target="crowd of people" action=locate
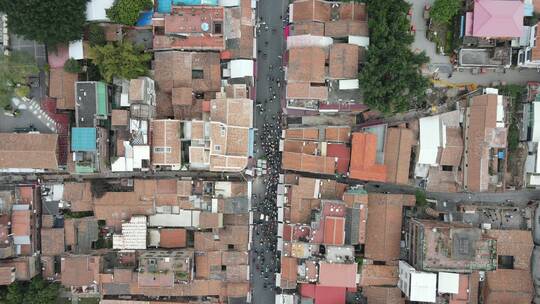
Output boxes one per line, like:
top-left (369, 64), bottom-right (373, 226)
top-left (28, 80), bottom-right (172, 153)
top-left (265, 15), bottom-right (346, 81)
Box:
top-left (250, 4), bottom-right (288, 294)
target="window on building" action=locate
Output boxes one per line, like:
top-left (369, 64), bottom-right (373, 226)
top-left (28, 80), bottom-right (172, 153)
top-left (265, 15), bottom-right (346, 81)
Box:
top-left (498, 255), bottom-right (514, 269)
top-left (221, 265), bottom-right (227, 271)
top-left (192, 69), bottom-right (204, 79)
top-left (228, 244), bottom-right (235, 250)
top-left (213, 22), bottom-right (222, 34)
top-left (155, 26), bottom-right (165, 35)
top-left (214, 145), bottom-right (221, 151)
top-left (441, 165), bottom-right (453, 171)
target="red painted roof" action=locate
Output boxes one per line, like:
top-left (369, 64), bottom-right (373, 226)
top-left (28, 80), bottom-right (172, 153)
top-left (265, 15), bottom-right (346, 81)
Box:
top-left (300, 284), bottom-right (347, 304)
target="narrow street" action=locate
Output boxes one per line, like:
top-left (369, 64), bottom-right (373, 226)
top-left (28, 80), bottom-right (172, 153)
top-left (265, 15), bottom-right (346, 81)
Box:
top-left (250, 0), bottom-right (288, 303)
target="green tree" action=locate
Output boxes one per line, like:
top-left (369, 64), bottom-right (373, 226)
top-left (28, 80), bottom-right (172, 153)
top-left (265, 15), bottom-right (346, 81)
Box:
top-left (88, 23), bottom-right (107, 47)
top-left (0, 276), bottom-right (60, 304)
top-left (89, 41), bottom-right (151, 82)
top-left (431, 0), bottom-right (462, 24)
top-left (4, 283), bottom-right (23, 304)
top-left (64, 58), bottom-right (83, 74)
top-left (359, 0), bottom-right (429, 113)
top-left (0, 52), bottom-right (39, 109)
top-left (106, 0), bottom-right (153, 26)
top-left (0, 0), bottom-right (88, 46)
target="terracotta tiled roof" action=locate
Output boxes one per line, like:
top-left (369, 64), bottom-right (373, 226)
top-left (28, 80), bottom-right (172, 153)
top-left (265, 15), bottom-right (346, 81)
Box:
top-left (0, 133), bottom-right (58, 170)
top-left (49, 68), bottom-right (78, 110)
top-left (172, 87), bottom-right (193, 105)
top-left (440, 126), bottom-right (463, 166)
top-left (41, 228), bottom-right (65, 256)
top-left (363, 287), bottom-right (405, 304)
top-left (364, 194), bottom-right (403, 262)
top-left (384, 128), bottom-right (414, 185)
top-left (159, 229), bottom-right (187, 248)
top-left (322, 216), bottom-right (345, 245)
top-left (349, 132), bottom-right (387, 182)
top-left (61, 255), bottom-right (100, 287)
top-left (325, 126), bottom-right (351, 143)
top-left (285, 128), bottom-right (319, 141)
top-left (111, 109), bottom-right (129, 126)
top-left (464, 94), bottom-right (505, 192)
top-left (292, 0), bottom-right (331, 22)
top-left (325, 20), bottom-right (368, 37)
top-left (280, 256), bottom-right (298, 288)
top-left (151, 120), bottom-right (182, 166)
top-left (359, 265), bottom-right (398, 287)
top-left (0, 266), bottom-right (15, 285)
top-left (11, 209), bottom-right (31, 237)
top-left (291, 21), bottom-right (325, 36)
top-left (484, 269), bottom-right (533, 304)
top-left (318, 262), bottom-right (357, 288)
top-left (286, 82), bottom-right (328, 100)
top-left (485, 229), bottom-right (533, 270)
top-left (287, 47), bottom-right (326, 83)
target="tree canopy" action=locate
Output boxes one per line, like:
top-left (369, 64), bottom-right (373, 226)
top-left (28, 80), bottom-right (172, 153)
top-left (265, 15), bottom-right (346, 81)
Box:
top-left (0, 52), bottom-right (39, 109)
top-left (359, 0), bottom-right (429, 113)
top-left (88, 23), bottom-right (107, 47)
top-left (64, 58), bottom-right (82, 74)
top-left (106, 0), bottom-right (153, 26)
top-left (89, 41), bottom-right (151, 82)
top-left (430, 0), bottom-right (462, 24)
top-left (0, 276), bottom-right (60, 304)
top-left (0, 0), bottom-right (88, 46)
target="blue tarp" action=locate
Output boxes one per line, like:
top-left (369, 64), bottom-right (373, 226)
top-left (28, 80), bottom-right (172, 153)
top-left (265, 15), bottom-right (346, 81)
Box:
top-left (156, 0), bottom-right (172, 13)
top-left (71, 127), bottom-right (97, 152)
top-left (136, 11), bottom-right (153, 26)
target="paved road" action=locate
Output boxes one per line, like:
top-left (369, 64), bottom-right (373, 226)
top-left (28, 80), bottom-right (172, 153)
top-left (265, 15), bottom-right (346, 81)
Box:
top-left (0, 171), bottom-right (244, 185)
top-left (363, 180), bottom-right (540, 204)
top-left (250, 0), bottom-right (287, 303)
top-left (407, 0), bottom-right (540, 85)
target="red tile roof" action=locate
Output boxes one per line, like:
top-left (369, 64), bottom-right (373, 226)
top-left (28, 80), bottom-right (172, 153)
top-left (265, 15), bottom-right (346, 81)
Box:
top-left (300, 284), bottom-right (347, 304)
top-left (364, 194), bottom-right (403, 262)
top-left (159, 228), bottom-right (187, 248)
top-left (326, 143), bottom-right (350, 174)
top-left (11, 209), bottom-right (31, 237)
top-left (349, 132), bottom-right (387, 182)
top-left (384, 128), bottom-right (414, 185)
top-left (322, 217), bottom-right (345, 245)
top-left (318, 262), bottom-right (357, 288)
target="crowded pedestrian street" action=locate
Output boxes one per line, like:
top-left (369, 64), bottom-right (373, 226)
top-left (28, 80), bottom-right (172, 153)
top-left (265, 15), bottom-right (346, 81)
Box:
top-left (249, 0), bottom-right (288, 302)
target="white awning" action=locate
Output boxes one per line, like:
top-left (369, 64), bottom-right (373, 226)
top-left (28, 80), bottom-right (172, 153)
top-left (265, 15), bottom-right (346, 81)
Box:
top-left (418, 115), bottom-right (441, 165)
top-left (230, 59), bottom-right (254, 78)
top-left (86, 0), bottom-right (114, 21)
top-left (532, 102), bottom-right (540, 142)
top-left (68, 40), bottom-right (84, 60)
top-left (438, 272), bottom-right (460, 294)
